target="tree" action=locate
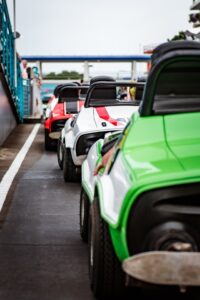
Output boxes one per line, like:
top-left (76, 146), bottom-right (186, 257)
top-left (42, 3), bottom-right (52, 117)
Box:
top-left (169, 31), bottom-right (186, 41)
top-left (43, 70), bottom-right (83, 80)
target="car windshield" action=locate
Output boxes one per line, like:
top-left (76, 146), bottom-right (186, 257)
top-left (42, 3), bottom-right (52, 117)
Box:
top-left (88, 84), bottom-right (144, 107)
top-left (80, 86), bottom-right (89, 99)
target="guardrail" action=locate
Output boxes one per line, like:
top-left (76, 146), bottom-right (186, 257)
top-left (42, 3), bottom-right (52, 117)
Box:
top-left (16, 58), bottom-right (24, 119)
top-left (23, 79), bottom-right (31, 117)
top-left (0, 0), bottom-right (25, 122)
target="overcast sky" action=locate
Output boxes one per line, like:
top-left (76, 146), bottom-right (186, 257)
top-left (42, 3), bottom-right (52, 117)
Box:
top-left (7, 0), bottom-right (193, 75)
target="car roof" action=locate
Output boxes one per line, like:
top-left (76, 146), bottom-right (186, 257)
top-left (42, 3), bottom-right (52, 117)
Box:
top-left (85, 81), bottom-right (145, 108)
top-left (151, 40), bottom-right (200, 67)
top-left (140, 41), bottom-right (200, 116)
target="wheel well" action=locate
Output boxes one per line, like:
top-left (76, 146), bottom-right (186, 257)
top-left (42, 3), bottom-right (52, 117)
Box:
top-left (82, 185), bottom-right (90, 203)
top-left (94, 185), bottom-right (104, 220)
top-left (94, 186), bottom-right (101, 203)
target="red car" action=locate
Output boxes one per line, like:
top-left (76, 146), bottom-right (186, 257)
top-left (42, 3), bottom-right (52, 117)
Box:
top-left (44, 84), bottom-right (88, 150)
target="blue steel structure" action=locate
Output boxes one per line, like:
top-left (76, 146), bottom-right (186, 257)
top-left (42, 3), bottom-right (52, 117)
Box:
top-left (0, 0), bottom-right (24, 121)
top-left (22, 55), bottom-right (151, 63)
top-left (23, 79), bottom-right (31, 116)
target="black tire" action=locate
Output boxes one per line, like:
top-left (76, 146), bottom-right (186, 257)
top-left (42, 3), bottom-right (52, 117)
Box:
top-left (80, 188), bottom-right (89, 242)
top-left (89, 198), bottom-right (126, 299)
top-left (57, 137), bottom-right (64, 170)
top-left (44, 129), bottom-right (53, 151)
top-left (63, 148), bottom-right (80, 182)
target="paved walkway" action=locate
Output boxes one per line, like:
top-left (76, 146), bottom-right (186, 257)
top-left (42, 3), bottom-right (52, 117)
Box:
top-left (0, 125), bottom-right (93, 300)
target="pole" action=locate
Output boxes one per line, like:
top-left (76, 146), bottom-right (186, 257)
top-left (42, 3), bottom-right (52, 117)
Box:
top-left (131, 61), bottom-right (137, 81)
top-left (83, 61), bottom-right (90, 82)
top-left (13, 0), bottom-right (17, 89)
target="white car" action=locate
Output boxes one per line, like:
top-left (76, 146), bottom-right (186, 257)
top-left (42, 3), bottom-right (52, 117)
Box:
top-left (58, 77), bottom-right (144, 182)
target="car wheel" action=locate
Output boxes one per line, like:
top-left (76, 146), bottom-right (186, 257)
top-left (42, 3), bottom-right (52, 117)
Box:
top-left (89, 198), bottom-right (126, 299)
top-left (80, 188), bottom-right (89, 243)
top-left (44, 129), bottom-right (53, 151)
top-left (63, 148), bottom-right (80, 182)
top-left (57, 137), bottom-right (64, 170)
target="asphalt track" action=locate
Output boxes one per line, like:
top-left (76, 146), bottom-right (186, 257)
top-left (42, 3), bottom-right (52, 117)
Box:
top-left (0, 124), bottom-right (199, 300)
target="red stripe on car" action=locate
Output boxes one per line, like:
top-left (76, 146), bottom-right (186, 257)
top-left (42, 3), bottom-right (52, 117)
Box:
top-left (96, 107), bottom-right (118, 126)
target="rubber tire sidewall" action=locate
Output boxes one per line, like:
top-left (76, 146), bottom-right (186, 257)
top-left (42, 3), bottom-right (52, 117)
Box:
top-left (89, 198), bottom-right (125, 299)
top-left (57, 137), bottom-right (64, 170)
top-left (45, 129), bottom-right (53, 151)
top-left (63, 148), bottom-right (80, 182)
top-left (80, 188), bottom-right (89, 243)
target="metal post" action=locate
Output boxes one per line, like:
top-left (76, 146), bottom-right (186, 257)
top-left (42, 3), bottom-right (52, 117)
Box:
top-left (39, 61), bottom-right (43, 78)
top-left (35, 60), bottom-right (42, 78)
top-left (131, 61), bottom-right (137, 81)
top-left (83, 61), bottom-right (90, 82)
top-left (13, 0), bottom-right (17, 89)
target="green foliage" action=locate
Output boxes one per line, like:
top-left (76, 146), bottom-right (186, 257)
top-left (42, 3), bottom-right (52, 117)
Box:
top-left (169, 31), bottom-right (186, 41)
top-left (44, 70), bottom-right (83, 80)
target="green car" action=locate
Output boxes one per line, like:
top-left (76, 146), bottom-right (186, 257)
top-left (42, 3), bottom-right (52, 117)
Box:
top-left (80, 41), bottom-right (200, 299)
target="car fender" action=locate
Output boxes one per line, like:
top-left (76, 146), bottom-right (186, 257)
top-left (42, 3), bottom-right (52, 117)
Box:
top-left (63, 117), bottom-right (75, 149)
top-left (95, 152), bottom-right (132, 227)
top-left (82, 139), bottom-right (104, 201)
top-left (44, 118), bottom-right (51, 131)
top-left (60, 128), bottom-right (65, 141)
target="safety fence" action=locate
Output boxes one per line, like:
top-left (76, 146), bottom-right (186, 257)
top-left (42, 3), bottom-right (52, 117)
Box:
top-left (0, 0), bottom-right (28, 122)
top-left (23, 79), bottom-right (31, 117)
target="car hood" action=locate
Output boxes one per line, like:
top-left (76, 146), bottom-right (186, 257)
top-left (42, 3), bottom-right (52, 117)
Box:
top-left (123, 112), bottom-right (200, 188)
top-left (164, 113), bottom-right (200, 173)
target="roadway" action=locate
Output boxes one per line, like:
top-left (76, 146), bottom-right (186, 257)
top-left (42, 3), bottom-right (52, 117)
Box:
top-left (0, 124), bottom-right (199, 300)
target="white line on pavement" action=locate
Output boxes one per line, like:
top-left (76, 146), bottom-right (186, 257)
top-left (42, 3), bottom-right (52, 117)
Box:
top-left (0, 124), bottom-right (40, 211)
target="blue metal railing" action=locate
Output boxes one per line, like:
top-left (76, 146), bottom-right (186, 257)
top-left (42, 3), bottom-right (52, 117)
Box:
top-left (23, 79), bottom-right (31, 117)
top-left (16, 58), bottom-right (24, 119)
top-left (0, 0), bottom-right (24, 122)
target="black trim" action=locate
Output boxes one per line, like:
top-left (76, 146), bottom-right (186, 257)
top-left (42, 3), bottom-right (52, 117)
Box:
top-left (151, 41), bottom-right (200, 67)
top-left (76, 131), bottom-right (111, 156)
top-left (51, 119), bottom-right (67, 132)
top-left (126, 183), bottom-right (200, 255)
top-left (84, 81), bottom-right (145, 108)
top-left (140, 51), bottom-right (200, 116)
top-left (90, 76), bottom-right (115, 85)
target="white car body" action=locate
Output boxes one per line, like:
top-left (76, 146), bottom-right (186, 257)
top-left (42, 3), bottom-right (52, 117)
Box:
top-left (61, 104), bottom-right (138, 166)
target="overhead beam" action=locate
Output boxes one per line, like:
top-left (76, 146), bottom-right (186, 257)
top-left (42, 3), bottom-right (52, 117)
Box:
top-left (21, 55), bottom-right (151, 63)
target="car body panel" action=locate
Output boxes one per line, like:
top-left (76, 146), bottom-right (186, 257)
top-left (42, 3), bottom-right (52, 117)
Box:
top-left (45, 101), bottom-right (75, 137)
top-left (82, 139), bottom-right (103, 201)
top-left (45, 84), bottom-right (85, 144)
top-left (63, 105), bottom-right (138, 166)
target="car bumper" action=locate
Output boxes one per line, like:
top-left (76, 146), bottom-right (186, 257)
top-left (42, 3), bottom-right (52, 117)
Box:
top-left (123, 251), bottom-right (200, 287)
top-left (49, 131), bottom-right (61, 139)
